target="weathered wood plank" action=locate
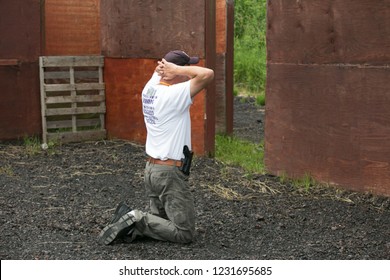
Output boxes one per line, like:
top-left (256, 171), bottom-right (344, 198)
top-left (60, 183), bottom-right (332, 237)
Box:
top-left (39, 57), bottom-right (48, 144)
top-left (44, 83), bottom-right (105, 92)
top-left (45, 95), bottom-right (105, 104)
top-left (45, 106), bottom-right (106, 116)
top-left (44, 70), bottom-right (99, 80)
top-left (47, 118), bottom-right (101, 129)
top-left (41, 56), bottom-right (104, 67)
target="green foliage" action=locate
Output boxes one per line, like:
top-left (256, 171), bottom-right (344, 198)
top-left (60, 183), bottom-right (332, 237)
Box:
top-left (278, 171), bottom-right (316, 192)
top-left (234, 0), bottom-right (267, 98)
top-left (292, 173), bottom-right (315, 192)
top-left (256, 93), bottom-right (266, 106)
top-left (23, 136), bottom-right (59, 155)
top-left (23, 136), bottom-right (42, 156)
top-left (215, 134), bottom-right (265, 175)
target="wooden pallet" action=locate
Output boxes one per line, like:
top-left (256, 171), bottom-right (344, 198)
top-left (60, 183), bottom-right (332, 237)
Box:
top-left (39, 56), bottom-right (106, 144)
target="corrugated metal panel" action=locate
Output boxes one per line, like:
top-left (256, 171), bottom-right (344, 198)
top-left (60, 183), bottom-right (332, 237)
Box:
top-left (101, 0), bottom-right (205, 58)
top-left (44, 0), bottom-right (100, 55)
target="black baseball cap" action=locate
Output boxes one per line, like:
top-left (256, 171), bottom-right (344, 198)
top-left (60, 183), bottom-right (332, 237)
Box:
top-left (164, 50), bottom-right (199, 66)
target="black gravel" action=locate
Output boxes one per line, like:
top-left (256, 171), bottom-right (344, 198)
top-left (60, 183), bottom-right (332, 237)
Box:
top-left (0, 97), bottom-right (389, 260)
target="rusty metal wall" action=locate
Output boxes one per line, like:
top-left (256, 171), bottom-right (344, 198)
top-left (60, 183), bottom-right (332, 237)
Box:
top-left (44, 0), bottom-right (101, 55)
top-left (102, 0), bottom-right (217, 155)
top-left (101, 0), bottom-right (205, 59)
top-left (265, 0), bottom-right (390, 196)
top-left (0, 0), bottom-right (101, 140)
top-left (1, 0), bottom-right (226, 157)
top-left (267, 0), bottom-right (390, 65)
top-left (0, 0), bottom-right (42, 140)
top-left (104, 58), bottom-right (153, 145)
top-left (104, 58), bottom-right (207, 155)
top-left (215, 0), bottom-right (234, 135)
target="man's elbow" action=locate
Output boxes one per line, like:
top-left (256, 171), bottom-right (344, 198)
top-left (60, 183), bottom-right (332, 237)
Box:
top-left (204, 69), bottom-right (214, 83)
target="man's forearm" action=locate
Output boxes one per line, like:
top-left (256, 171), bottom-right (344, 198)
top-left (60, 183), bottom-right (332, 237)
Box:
top-left (174, 65), bottom-right (210, 79)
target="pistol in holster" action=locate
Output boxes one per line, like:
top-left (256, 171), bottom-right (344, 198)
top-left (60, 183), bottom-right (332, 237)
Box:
top-left (180, 145), bottom-right (193, 176)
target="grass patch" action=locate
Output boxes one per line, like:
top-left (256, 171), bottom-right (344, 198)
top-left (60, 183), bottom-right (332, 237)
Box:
top-left (292, 173), bottom-right (316, 192)
top-left (215, 134), bottom-right (316, 192)
top-left (23, 136), bottom-right (59, 155)
top-left (278, 171), bottom-right (317, 192)
top-left (215, 134), bottom-right (265, 175)
top-left (23, 136), bottom-right (42, 156)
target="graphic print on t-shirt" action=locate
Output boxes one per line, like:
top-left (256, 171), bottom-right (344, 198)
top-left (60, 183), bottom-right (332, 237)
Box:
top-left (142, 87), bottom-right (158, 125)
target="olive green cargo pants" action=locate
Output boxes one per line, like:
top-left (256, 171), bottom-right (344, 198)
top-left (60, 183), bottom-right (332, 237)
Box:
top-left (130, 162), bottom-right (195, 243)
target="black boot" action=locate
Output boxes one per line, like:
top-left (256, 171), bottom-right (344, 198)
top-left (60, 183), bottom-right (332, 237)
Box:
top-left (109, 201), bottom-right (132, 224)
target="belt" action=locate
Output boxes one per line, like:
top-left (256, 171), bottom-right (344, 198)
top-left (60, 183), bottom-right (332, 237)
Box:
top-left (148, 157), bottom-right (182, 167)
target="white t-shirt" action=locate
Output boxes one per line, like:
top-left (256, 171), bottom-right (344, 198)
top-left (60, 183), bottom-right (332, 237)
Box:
top-left (142, 73), bottom-right (193, 160)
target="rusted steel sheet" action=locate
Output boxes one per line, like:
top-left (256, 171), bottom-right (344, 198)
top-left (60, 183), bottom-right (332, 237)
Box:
top-left (0, 0), bottom-right (41, 62)
top-left (215, 53), bottom-right (227, 134)
top-left (0, 63), bottom-right (41, 140)
top-left (214, 0), bottom-right (234, 135)
top-left (216, 0), bottom-right (227, 54)
top-left (101, 0), bottom-right (205, 59)
top-left (204, 0), bottom-right (217, 155)
top-left (225, 0), bottom-right (234, 135)
top-left (266, 0), bottom-right (390, 196)
top-left (0, 1), bottom-right (42, 140)
top-left (104, 58), bottom-right (208, 155)
top-left (265, 63), bottom-right (390, 196)
top-left (104, 58), bottom-right (151, 144)
top-left (44, 0), bottom-right (100, 55)
top-left (267, 0), bottom-right (390, 65)
top-left (102, 0), bottom-right (216, 155)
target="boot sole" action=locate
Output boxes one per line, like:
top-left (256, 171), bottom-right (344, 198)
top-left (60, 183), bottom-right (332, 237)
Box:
top-left (98, 213), bottom-right (135, 245)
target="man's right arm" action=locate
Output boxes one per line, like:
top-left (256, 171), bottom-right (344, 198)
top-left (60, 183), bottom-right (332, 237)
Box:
top-left (160, 59), bottom-right (214, 98)
top-left (187, 66), bottom-right (214, 98)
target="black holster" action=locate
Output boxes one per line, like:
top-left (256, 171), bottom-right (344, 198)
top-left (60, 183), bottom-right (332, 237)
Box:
top-left (180, 145), bottom-right (193, 176)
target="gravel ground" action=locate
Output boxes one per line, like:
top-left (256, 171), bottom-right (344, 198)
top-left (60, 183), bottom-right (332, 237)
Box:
top-left (0, 97), bottom-right (389, 260)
